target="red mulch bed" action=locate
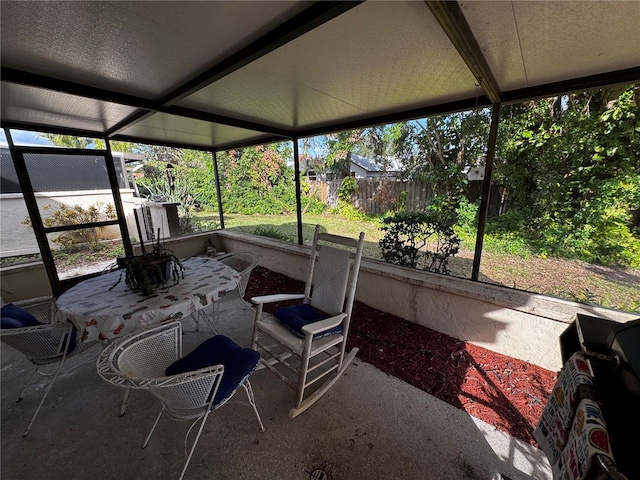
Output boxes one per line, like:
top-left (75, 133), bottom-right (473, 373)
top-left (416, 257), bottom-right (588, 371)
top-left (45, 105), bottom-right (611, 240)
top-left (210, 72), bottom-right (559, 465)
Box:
top-left (246, 266), bottom-right (557, 446)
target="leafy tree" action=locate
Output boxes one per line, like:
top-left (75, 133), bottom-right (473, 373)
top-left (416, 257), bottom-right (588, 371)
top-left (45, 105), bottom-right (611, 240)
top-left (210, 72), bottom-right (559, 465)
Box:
top-left (362, 110), bottom-right (490, 203)
top-left (495, 84), bottom-right (640, 267)
top-left (38, 134), bottom-right (94, 149)
top-left (216, 144), bottom-right (324, 215)
top-left (324, 130), bottom-right (361, 179)
top-left (359, 125), bottom-right (400, 177)
top-left (38, 133), bottom-right (138, 154)
top-left (138, 165), bottom-right (202, 234)
top-left (135, 147), bottom-right (217, 209)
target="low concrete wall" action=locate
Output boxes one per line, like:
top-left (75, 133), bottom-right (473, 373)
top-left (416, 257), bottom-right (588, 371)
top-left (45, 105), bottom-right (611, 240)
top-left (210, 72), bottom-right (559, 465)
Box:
top-left (0, 232), bottom-right (219, 303)
top-left (132, 232), bottom-right (221, 259)
top-left (3, 229), bottom-right (636, 372)
top-left (0, 261), bottom-right (51, 303)
top-left (215, 230), bottom-right (638, 372)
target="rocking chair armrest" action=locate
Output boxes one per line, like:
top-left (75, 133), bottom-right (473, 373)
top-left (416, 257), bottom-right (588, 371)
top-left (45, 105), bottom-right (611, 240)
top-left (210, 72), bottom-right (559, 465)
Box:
top-left (251, 293), bottom-right (305, 305)
top-left (302, 313), bottom-right (346, 336)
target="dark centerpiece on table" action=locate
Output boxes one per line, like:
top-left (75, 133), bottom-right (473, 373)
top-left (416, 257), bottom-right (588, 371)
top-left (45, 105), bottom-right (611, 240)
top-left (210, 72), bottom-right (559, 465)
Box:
top-left (109, 232), bottom-right (184, 296)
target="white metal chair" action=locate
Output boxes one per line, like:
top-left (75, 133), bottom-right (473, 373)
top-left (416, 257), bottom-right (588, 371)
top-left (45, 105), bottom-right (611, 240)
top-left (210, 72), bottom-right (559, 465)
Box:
top-left (97, 320), bottom-right (264, 480)
top-left (194, 250), bottom-right (260, 333)
top-left (0, 296), bottom-right (100, 436)
top-left (251, 225), bottom-right (365, 417)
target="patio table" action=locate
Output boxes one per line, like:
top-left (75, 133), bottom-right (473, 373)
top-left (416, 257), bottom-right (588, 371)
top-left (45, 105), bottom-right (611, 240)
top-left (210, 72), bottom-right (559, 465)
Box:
top-left (56, 256), bottom-right (240, 343)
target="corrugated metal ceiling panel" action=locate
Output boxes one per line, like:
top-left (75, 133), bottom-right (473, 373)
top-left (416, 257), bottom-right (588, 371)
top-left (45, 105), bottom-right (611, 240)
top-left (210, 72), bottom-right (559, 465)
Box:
top-left (513, 1), bottom-right (640, 87)
top-left (178, 1), bottom-right (479, 131)
top-left (1, 82), bottom-right (139, 132)
top-left (0, 1), bottom-right (311, 99)
top-left (117, 113), bottom-right (278, 149)
top-left (1, 1), bottom-right (639, 149)
top-left (461, 1), bottom-right (640, 92)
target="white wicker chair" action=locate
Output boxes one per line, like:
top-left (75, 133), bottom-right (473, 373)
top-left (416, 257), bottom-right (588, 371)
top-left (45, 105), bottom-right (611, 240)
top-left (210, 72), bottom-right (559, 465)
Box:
top-left (194, 250), bottom-right (260, 333)
top-left (0, 296), bottom-right (100, 436)
top-left (251, 225), bottom-right (364, 418)
top-left (97, 320), bottom-right (264, 480)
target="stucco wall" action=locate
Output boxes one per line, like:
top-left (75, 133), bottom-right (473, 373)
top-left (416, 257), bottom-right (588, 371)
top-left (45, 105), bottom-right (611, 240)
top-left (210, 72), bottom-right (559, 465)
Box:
top-left (0, 261), bottom-right (51, 303)
top-left (214, 229), bottom-right (637, 372)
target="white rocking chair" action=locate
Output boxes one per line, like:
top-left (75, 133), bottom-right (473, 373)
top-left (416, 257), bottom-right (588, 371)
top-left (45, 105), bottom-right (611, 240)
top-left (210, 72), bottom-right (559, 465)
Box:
top-left (97, 320), bottom-right (264, 480)
top-left (251, 225), bottom-right (364, 417)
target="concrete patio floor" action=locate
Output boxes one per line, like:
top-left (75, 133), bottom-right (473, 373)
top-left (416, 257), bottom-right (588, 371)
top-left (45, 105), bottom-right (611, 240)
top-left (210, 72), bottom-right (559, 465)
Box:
top-left (1, 299), bottom-right (552, 480)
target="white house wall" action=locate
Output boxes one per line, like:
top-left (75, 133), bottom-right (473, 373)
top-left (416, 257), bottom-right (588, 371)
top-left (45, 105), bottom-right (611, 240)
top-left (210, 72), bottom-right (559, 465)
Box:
top-left (350, 163), bottom-right (368, 179)
top-left (0, 190), bottom-right (137, 257)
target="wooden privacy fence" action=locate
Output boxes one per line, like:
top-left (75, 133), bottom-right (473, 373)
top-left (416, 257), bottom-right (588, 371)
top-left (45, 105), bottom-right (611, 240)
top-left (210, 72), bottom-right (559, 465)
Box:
top-left (308, 178), bottom-right (504, 215)
top-left (309, 179), bottom-right (432, 214)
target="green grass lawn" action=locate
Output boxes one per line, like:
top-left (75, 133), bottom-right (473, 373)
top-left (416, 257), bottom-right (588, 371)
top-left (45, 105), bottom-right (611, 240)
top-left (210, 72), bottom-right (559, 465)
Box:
top-left (195, 210), bottom-right (386, 258)
top-left (193, 209), bottom-right (640, 313)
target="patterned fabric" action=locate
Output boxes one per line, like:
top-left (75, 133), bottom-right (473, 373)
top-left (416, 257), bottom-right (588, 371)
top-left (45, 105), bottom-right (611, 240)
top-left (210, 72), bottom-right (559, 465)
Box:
top-left (552, 398), bottom-right (615, 480)
top-left (534, 352), bottom-right (594, 465)
top-left (56, 257), bottom-right (240, 342)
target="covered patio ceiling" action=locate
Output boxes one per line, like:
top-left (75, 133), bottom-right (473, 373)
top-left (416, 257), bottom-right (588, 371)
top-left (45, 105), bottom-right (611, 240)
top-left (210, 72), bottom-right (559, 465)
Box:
top-left (2, 1), bottom-right (639, 152)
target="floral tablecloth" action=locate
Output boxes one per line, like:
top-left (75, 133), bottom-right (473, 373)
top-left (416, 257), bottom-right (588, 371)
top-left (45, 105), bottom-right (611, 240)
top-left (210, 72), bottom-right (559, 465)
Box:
top-left (56, 256), bottom-right (240, 342)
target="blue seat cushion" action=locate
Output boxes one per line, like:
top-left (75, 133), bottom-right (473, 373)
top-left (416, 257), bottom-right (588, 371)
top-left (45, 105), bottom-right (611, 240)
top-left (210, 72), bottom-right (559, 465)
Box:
top-left (165, 335), bottom-right (259, 407)
top-left (274, 303), bottom-right (341, 338)
top-left (1, 316), bottom-right (25, 329)
top-left (1, 303), bottom-right (42, 327)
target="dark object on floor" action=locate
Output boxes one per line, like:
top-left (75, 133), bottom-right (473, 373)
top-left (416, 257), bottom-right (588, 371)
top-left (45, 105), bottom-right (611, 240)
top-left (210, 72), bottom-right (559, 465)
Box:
top-left (559, 314), bottom-right (640, 480)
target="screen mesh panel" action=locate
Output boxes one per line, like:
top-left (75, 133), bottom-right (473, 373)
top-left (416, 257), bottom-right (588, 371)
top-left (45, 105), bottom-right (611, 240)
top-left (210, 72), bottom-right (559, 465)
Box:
top-left (0, 149), bottom-right (20, 193)
top-left (0, 149), bottom-right (127, 192)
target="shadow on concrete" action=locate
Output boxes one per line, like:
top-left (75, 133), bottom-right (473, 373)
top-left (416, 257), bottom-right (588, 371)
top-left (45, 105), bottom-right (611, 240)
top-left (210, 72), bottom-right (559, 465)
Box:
top-left (1, 301), bottom-right (552, 480)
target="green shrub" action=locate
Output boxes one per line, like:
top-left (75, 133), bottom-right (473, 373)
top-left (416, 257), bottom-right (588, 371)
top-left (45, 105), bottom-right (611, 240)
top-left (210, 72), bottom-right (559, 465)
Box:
top-left (483, 210), bottom-right (537, 257)
top-left (253, 226), bottom-right (294, 242)
top-left (486, 209), bottom-right (532, 235)
top-left (455, 197), bottom-right (479, 234)
top-left (192, 217), bottom-right (219, 232)
top-left (337, 176), bottom-right (358, 201)
top-left (332, 200), bottom-right (372, 222)
top-left (25, 202), bottom-right (117, 252)
top-left (379, 209), bottom-right (460, 274)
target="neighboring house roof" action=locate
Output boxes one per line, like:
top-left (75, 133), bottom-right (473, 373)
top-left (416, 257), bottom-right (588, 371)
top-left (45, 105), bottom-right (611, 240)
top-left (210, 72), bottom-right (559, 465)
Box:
top-left (349, 153), bottom-right (400, 174)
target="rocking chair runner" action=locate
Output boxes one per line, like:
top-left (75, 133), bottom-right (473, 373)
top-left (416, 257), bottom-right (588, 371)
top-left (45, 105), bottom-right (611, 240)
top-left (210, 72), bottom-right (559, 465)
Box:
top-left (251, 225), bottom-right (365, 417)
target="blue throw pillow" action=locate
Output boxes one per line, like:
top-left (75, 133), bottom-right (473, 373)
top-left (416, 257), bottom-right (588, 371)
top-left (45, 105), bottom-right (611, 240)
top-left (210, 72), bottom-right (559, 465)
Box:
top-left (0, 304), bottom-right (41, 327)
top-left (165, 335), bottom-right (260, 407)
top-left (274, 303), bottom-right (341, 338)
